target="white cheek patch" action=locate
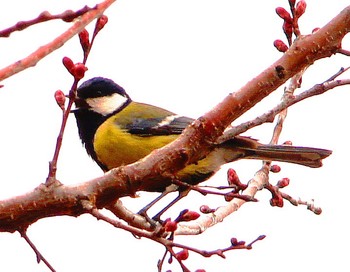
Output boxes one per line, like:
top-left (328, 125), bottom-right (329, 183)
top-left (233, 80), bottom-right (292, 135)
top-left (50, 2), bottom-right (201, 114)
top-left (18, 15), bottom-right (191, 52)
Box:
top-left (86, 93), bottom-right (128, 116)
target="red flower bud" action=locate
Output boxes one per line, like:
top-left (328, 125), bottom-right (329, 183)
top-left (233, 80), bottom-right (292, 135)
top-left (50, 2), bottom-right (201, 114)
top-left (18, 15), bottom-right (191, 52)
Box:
top-left (200, 205), bottom-right (215, 214)
top-left (227, 169), bottom-right (247, 192)
top-left (275, 7), bottom-right (292, 23)
top-left (313, 207), bottom-right (322, 215)
top-left (230, 237), bottom-right (238, 246)
top-left (72, 63), bottom-right (88, 80)
top-left (179, 210), bottom-right (200, 222)
top-left (94, 15), bottom-right (108, 35)
top-left (175, 249), bottom-right (189, 261)
top-left (54, 90), bottom-right (66, 110)
top-left (273, 39), bottom-right (289, 53)
top-left (270, 194), bottom-right (284, 207)
top-left (295, 0), bottom-right (307, 18)
top-left (195, 270), bottom-right (206, 272)
top-left (79, 29), bottom-right (90, 53)
top-left (257, 234), bottom-right (266, 241)
top-left (231, 237), bottom-right (245, 246)
top-left (227, 168), bottom-right (240, 186)
top-left (277, 177), bottom-right (290, 188)
top-left (270, 164), bottom-right (281, 173)
top-left (62, 56), bottom-right (74, 74)
top-left (283, 140), bottom-right (293, 146)
top-left (164, 220), bottom-right (178, 232)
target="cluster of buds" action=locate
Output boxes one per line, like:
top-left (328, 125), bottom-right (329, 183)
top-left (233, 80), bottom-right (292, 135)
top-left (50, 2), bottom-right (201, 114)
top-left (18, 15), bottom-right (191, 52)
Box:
top-left (274, 0), bottom-right (307, 51)
top-left (79, 15), bottom-right (108, 62)
top-left (62, 57), bottom-right (88, 80)
top-left (224, 168), bottom-right (248, 201)
top-left (265, 177), bottom-right (291, 208)
top-left (227, 168), bottom-right (247, 191)
top-left (230, 235), bottom-right (266, 250)
top-left (60, 15), bottom-right (108, 83)
top-left (230, 237), bottom-right (246, 247)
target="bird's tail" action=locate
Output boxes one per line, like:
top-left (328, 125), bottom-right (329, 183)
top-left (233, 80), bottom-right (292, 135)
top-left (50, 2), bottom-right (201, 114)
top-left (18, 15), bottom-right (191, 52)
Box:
top-left (222, 136), bottom-right (332, 168)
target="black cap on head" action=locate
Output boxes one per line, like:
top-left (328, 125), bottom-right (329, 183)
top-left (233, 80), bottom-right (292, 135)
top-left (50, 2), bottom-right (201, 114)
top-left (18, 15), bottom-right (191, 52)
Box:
top-left (77, 77), bottom-right (130, 100)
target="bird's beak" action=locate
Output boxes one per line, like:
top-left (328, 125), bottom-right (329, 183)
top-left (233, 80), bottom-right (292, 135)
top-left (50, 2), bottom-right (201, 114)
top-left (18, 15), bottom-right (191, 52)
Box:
top-left (70, 97), bottom-right (90, 113)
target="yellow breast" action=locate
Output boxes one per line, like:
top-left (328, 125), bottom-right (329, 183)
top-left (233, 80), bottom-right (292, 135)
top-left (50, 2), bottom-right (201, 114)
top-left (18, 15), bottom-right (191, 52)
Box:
top-left (93, 102), bottom-right (178, 170)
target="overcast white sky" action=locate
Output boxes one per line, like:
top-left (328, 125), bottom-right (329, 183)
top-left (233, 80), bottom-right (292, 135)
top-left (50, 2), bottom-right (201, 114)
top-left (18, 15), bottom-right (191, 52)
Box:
top-left (0, 1), bottom-right (349, 271)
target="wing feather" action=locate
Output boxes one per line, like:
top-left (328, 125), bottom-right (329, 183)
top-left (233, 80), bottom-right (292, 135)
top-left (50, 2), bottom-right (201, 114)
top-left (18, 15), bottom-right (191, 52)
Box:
top-left (126, 115), bottom-right (194, 136)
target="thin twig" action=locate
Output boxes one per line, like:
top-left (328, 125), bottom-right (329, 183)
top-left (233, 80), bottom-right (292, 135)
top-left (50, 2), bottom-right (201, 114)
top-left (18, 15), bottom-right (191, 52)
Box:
top-left (217, 76), bottom-right (350, 144)
top-left (47, 13), bottom-right (109, 183)
top-left (281, 192), bottom-right (322, 214)
top-left (19, 230), bottom-right (56, 272)
top-left (106, 199), bottom-right (155, 231)
top-left (175, 164), bottom-right (270, 235)
top-left (336, 48), bottom-right (350, 56)
top-left (0, 6), bottom-right (93, 38)
top-left (0, 0), bottom-right (116, 82)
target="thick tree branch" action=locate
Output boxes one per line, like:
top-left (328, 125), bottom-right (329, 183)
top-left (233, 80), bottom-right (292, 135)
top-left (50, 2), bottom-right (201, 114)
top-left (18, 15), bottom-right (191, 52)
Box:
top-left (0, 5), bottom-right (349, 233)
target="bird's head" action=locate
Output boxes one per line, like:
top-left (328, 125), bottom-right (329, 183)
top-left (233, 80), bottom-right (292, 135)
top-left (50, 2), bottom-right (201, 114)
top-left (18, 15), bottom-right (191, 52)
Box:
top-left (74, 77), bottom-right (131, 116)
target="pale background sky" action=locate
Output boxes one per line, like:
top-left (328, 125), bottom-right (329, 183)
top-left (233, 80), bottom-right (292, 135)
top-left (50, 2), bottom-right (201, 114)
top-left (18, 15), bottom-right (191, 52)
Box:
top-left (0, 1), bottom-right (349, 271)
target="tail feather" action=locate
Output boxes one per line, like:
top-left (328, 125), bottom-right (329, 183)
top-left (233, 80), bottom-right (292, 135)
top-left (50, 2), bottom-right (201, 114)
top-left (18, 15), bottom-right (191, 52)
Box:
top-left (222, 136), bottom-right (332, 168)
top-left (247, 145), bottom-right (332, 168)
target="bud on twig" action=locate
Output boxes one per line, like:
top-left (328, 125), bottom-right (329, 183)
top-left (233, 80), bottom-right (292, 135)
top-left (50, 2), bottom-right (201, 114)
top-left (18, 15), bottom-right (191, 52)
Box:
top-left (79, 29), bottom-right (90, 53)
top-left (62, 56), bottom-right (74, 74)
top-left (200, 205), bottom-right (215, 214)
top-left (273, 40), bottom-right (288, 52)
top-left (277, 177), bottom-right (290, 188)
top-left (62, 57), bottom-right (88, 80)
top-left (94, 15), bottom-right (108, 36)
top-left (275, 7), bottom-right (292, 23)
top-left (73, 63), bottom-right (88, 80)
top-left (54, 90), bottom-right (66, 111)
top-left (227, 168), bottom-right (240, 186)
top-left (227, 168), bottom-right (247, 191)
top-left (270, 164), bottom-right (281, 173)
top-left (283, 140), bottom-right (293, 145)
top-left (270, 194), bottom-right (284, 207)
top-left (295, 0), bottom-right (307, 18)
top-left (230, 237), bottom-right (245, 246)
top-left (175, 249), bottom-right (189, 261)
top-left (164, 219), bottom-right (178, 232)
top-left (177, 210), bottom-right (200, 222)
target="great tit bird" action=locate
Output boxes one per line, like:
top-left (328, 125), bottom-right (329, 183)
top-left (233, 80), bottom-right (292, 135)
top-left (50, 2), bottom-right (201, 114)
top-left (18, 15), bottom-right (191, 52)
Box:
top-left (73, 77), bottom-right (332, 192)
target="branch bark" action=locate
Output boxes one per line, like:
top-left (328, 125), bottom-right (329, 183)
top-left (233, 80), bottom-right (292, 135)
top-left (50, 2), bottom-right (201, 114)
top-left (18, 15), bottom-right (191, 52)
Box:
top-left (0, 5), bottom-right (349, 233)
top-left (0, 0), bottom-right (116, 82)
